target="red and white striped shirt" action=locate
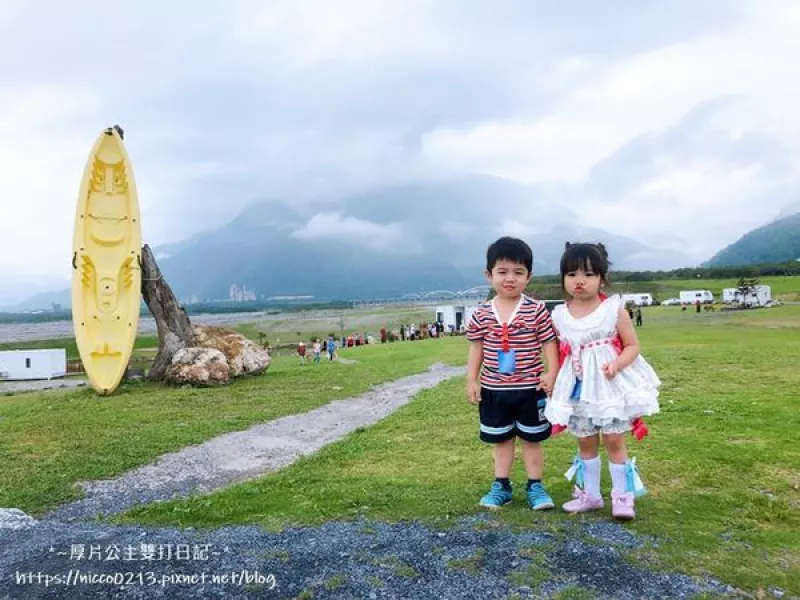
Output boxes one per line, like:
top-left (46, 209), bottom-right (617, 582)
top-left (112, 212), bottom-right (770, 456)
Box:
top-left (466, 295), bottom-right (557, 390)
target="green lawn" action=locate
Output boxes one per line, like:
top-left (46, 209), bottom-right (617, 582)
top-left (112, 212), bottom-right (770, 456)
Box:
top-left (0, 335), bottom-right (159, 361)
top-left (121, 306), bottom-right (798, 596)
top-left (0, 338), bottom-right (464, 514)
top-left (233, 307), bottom-right (433, 346)
top-left (1, 305), bottom-right (798, 595)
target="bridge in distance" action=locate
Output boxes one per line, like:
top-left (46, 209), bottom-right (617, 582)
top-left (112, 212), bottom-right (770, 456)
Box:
top-left (350, 286), bottom-right (492, 307)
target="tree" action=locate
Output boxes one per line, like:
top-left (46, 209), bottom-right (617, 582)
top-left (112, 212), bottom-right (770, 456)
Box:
top-left (140, 244), bottom-right (194, 381)
top-left (256, 332), bottom-right (268, 349)
top-left (736, 276), bottom-right (760, 306)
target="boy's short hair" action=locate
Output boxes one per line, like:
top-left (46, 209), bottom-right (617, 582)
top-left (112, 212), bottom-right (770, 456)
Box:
top-left (486, 237), bottom-right (533, 273)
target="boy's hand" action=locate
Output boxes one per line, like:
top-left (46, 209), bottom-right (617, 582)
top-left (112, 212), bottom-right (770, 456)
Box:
top-left (602, 360), bottom-right (620, 379)
top-left (466, 380), bottom-right (481, 405)
top-left (537, 370), bottom-right (557, 395)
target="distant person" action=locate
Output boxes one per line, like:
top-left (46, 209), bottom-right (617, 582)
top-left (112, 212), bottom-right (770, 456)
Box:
top-left (312, 339), bottom-right (321, 363)
top-left (627, 304), bottom-right (634, 321)
top-left (296, 341), bottom-right (307, 365)
top-left (327, 336), bottom-right (337, 361)
top-left (466, 236), bottom-right (559, 512)
top-left (400, 325), bottom-right (406, 341)
top-left (545, 242), bottom-right (661, 521)
top-left (635, 307), bottom-right (642, 327)
top-left (695, 300), bottom-right (701, 313)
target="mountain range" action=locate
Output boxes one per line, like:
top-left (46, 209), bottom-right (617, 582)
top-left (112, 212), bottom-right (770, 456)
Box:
top-left (705, 210), bottom-right (800, 267)
top-left (6, 175), bottom-right (771, 311)
top-left (146, 176), bottom-right (694, 302)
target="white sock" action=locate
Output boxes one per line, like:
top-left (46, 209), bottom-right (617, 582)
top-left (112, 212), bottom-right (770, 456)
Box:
top-left (609, 461), bottom-right (627, 494)
top-left (583, 456), bottom-right (601, 498)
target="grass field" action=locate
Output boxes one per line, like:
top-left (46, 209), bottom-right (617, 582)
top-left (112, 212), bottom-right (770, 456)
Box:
top-left (234, 307), bottom-right (433, 347)
top-left (0, 335), bottom-right (160, 361)
top-left (0, 339), bottom-right (464, 513)
top-left (120, 306), bottom-right (798, 596)
top-left (1, 303), bottom-right (798, 595)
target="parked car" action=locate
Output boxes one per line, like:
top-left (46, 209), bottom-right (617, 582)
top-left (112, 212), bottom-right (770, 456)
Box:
top-left (661, 297), bottom-right (681, 306)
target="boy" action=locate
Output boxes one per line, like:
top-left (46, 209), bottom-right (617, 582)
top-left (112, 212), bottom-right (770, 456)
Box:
top-left (466, 237), bottom-right (560, 511)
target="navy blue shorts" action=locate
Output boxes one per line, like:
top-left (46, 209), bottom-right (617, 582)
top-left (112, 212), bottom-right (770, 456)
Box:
top-left (478, 387), bottom-right (551, 443)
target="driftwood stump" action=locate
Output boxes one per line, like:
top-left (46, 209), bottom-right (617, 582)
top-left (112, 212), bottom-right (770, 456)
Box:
top-left (139, 244), bottom-right (271, 386)
top-left (140, 244), bottom-right (193, 381)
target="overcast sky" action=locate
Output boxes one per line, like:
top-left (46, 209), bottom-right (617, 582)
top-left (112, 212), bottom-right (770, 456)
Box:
top-left (1, 0), bottom-right (799, 303)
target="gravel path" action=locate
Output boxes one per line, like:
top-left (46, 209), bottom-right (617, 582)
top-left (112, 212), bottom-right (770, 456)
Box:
top-left (0, 378), bottom-right (87, 395)
top-left (46, 364), bottom-right (465, 523)
top-left (0, 517), bottom-right (735, 599)
top-left (0, 364), bottom-right (741, 599)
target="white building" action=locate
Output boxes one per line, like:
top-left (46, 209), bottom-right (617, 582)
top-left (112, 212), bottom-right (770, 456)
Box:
top-left (229, 284), bottom-right (256, 302)
top-left (722, 285), bottom-right (771, 306)
top-left (0, 349), bottom-right (66, 381)
top-left (621, 293), bottom-right (654, 306)
top-left (434, 305), bottom-right (478, 332)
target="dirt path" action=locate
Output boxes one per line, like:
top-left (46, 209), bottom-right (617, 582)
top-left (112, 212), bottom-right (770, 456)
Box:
top-left (44, 363), bottom-right (465, 523)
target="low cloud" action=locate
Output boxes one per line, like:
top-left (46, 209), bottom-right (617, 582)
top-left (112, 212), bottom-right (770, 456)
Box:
top-left (291, 212), bottom-right (416, 253)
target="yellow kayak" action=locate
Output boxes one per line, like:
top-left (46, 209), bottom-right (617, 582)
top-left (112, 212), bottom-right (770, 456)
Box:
top-left (71, 126), bottom-right (142, 395)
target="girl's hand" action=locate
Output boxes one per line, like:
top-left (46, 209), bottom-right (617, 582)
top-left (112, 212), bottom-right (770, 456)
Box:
top-left (602, 360), bottom-right (620, 379)
top-left (537, 370), bottom-right (557, 395)
top-left (466, 380), bottom-right (481, 405)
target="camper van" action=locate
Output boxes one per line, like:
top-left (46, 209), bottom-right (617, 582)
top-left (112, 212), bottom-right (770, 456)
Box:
top-left (621, 293), bottom-right (654, 306)
top-left (722, 285), bottom-right (771, 306)
top-left (679, 290), bottom-right (714, 305)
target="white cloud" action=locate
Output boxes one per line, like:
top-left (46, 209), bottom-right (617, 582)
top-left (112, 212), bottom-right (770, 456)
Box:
top-left (582, 162), bottom-right (780, 257)
top-left (420, 0), bottom-right (800, 259)
top-left (439, 221), bottom-right (476, 240)
top-left (290, 212), bottom-right (415, 253)
top-left (0, 86), bottom-right (106, 299)
top-left (423, 5), bottom-right (800, 185)
top-left (228, 0), bottom-right (458, 69)
top-left (0, 0), bottom-right (798, 303)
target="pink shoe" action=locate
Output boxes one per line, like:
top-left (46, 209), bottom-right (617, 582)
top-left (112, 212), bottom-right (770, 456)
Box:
top-left (562, 489), bottom-right (604, 513)
top-left (611, 490), bottom-right (636, 520)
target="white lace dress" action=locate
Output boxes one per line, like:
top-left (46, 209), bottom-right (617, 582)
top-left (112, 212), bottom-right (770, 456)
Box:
top-left (544, 294), bottom-right (661, 437)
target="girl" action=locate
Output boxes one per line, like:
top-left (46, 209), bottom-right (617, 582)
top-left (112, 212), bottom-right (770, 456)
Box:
top-left (545, 243), bottom-right (660, 520)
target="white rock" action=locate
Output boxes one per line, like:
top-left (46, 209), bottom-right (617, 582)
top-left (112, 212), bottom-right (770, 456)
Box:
top-left (0, 508), bottom-right (37, 530)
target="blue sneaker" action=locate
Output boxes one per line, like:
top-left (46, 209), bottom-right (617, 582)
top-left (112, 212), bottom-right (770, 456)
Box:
top-left (479, 481), bottom-right (512, 510)
top-left (527, 482), bottom-right (555, 511)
